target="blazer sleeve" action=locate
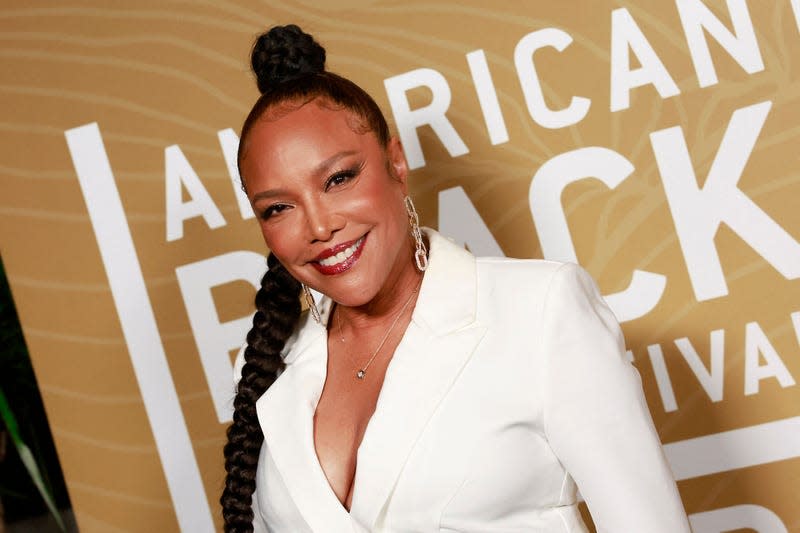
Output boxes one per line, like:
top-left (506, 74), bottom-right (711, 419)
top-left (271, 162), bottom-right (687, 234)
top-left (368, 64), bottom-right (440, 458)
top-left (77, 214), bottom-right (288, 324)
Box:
top-left (540, 263), bottom-right (691, 533)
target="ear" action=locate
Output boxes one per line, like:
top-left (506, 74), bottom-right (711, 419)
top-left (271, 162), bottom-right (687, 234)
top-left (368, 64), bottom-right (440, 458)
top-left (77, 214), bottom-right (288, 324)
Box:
top-left (386, 136), bottom-right (409, 194)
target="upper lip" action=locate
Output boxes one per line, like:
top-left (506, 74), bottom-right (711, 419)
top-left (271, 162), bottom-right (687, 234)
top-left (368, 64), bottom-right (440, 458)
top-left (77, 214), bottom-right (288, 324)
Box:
top-left (311, 235), bottom-right (364, 262)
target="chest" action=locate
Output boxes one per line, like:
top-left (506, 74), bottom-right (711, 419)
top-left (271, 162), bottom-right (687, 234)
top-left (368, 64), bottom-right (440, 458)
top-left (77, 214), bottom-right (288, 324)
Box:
top-left (312, 334), bottom-right (396, 509)
top-left (256, 326), bottom-right (582, 532)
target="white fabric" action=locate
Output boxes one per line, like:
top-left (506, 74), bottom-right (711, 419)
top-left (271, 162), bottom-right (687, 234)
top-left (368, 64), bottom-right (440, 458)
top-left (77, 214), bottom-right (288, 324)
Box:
top-left (235, 228), bottom-right (691, 533)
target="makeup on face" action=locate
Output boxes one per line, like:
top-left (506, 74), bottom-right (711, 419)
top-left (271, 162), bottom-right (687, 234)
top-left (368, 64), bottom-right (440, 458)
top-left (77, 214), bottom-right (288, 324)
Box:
top-left (239, 100), bottom-right (413, 308)
top-left (310, 233), bottom-right (368, 275)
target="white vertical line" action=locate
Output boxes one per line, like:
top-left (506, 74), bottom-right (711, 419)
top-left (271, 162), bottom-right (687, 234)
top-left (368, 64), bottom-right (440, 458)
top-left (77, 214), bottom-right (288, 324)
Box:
top-left (646, 344), bottom-right (679, 412)
top-left (217, 128), bottom-right (254, 220)
top-left (65, 123), bottom-right (215, 532)
top-left (466, 49), bottom-right (509, 146)
top-left (791, 0), bottom-right (800, 33)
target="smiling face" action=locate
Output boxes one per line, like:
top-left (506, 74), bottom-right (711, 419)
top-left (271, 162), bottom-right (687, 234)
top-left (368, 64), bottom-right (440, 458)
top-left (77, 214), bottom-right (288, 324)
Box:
top-left (239, 99), bottom-right (414, 308)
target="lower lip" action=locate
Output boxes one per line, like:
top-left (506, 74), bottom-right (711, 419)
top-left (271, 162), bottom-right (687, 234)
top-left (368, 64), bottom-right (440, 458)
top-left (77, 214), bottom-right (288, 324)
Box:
top-left (311, 234), bottom-right (368, 275)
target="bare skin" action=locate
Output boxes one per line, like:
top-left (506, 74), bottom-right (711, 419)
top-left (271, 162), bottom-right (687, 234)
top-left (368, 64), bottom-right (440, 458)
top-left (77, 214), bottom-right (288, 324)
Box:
top-left (316, 298), bottom-right (417, 509)
top-left (240, 99), bottom-right (423, 510)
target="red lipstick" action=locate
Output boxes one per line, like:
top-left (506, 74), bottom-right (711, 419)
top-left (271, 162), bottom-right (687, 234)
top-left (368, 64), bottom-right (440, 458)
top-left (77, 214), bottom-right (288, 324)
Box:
top-left (310, 233), bottom-right (368, 275)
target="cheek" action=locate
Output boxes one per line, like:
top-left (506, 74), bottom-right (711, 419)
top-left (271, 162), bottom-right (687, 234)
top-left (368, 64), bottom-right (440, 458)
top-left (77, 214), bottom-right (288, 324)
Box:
top-left (257, 222), bottom-right (298, 264)
top-left (357, 177), bottom-right (407, 223)
top-left (383, 190), bottom-right (410, 233)
top-left (368, 198), bottom-right (406, 240)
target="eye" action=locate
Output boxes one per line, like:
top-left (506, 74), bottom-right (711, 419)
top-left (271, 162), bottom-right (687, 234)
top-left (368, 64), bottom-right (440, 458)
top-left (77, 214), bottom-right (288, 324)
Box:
top-left (260, 203), bottom-right (291, 220)
top-left (325, 162), bottom-right (363, 191)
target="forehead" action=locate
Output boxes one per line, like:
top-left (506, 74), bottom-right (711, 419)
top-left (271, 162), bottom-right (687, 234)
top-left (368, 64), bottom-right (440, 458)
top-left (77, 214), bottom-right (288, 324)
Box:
top-left (241, 101), bottom-right (377, 178)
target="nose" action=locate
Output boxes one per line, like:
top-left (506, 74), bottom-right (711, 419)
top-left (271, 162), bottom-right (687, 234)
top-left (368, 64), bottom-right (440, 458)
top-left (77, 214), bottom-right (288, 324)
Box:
top-left (304, 199), bottom-right (344, 243)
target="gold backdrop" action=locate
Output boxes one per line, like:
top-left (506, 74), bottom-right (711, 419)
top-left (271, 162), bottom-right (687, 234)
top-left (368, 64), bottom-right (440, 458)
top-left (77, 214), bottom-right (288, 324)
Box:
top-left (1, 1), bottom-right (799, 531)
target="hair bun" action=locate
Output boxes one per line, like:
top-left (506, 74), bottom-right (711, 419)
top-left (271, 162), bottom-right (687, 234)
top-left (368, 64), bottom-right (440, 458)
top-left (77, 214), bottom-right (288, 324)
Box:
top-left (251, 24), bottom-right (326, 93)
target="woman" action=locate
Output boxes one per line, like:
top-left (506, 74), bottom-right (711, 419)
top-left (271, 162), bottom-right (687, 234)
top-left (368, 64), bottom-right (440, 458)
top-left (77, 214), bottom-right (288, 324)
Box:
top-left (222, 24), bottom-right (691, 533)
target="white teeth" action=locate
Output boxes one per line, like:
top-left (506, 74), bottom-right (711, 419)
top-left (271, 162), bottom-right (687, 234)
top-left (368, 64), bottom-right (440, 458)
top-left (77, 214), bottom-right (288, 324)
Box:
top-left (318, 237), bottom-right (363, 267)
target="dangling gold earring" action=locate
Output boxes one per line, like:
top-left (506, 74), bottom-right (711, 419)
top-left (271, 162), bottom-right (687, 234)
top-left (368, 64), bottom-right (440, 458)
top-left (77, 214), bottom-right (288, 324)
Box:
top-left (302, 284), bottom-right (322, 324)
top-left (404, 196), bottom-right (428, 272)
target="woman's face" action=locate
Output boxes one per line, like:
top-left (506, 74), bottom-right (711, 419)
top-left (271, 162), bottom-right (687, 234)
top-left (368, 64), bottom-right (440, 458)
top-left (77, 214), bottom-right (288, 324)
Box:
top-left (239, 100), bottom-right (412, 307)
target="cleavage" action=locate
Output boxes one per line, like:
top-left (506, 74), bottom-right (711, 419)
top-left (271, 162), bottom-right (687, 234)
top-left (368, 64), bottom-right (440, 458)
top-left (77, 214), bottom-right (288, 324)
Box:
top-left (312, 339), bottom-right (391, 511)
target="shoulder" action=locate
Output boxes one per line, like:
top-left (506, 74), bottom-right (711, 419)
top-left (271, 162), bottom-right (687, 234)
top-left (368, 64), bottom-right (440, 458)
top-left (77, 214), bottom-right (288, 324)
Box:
top-left (474, 257), bottom-right (614, 328)
top-left (425, 228), bottom-right (601, 309)
top-left (425, 226), bottom-right (567, 283)
top-left (477, 255), bottom-right (565, 278)
top-left (475, 255), bottom-right (590, 298)
top-left (426, 229), bottom-right (608, 303)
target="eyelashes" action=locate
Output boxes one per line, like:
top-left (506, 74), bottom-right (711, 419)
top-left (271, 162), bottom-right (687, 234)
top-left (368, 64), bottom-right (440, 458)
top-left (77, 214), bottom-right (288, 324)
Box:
top-left (260, 203), bottom-right (290, 220)
top-left (258, 160), bottom-right (365, 220)
top-left (325, 161), bottom-right (364, 191)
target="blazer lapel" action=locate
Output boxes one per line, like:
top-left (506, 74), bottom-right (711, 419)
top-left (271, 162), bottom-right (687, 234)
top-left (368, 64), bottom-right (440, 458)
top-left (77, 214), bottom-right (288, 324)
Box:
top-left (349, 229), bottom-right (487, 530)
top-left (256, 229), bottom-right (484, 532)
top-left (255, 305), bottom-right (355, 532)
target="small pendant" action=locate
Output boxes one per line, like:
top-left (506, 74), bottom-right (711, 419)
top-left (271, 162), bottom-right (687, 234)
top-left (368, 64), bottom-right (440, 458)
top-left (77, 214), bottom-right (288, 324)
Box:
top-left (356, 369), bottom-right (366, 380)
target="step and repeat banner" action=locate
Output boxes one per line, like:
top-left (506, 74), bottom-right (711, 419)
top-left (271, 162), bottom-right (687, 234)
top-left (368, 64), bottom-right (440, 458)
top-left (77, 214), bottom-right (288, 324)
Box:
top-left (1, 1), bottom-right (799, 531)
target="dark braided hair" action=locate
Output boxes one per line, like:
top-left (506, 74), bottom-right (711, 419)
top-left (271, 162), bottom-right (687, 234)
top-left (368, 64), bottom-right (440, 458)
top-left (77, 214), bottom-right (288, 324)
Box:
top-left (221, 253), bottom-right (300, 532)
top-left (221, 24), bottom-right (393, 532)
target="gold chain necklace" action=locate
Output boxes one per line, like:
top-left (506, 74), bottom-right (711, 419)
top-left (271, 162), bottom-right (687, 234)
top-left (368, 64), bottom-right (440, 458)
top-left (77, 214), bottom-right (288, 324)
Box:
top-left (335, 286), bottom-right (419, 380)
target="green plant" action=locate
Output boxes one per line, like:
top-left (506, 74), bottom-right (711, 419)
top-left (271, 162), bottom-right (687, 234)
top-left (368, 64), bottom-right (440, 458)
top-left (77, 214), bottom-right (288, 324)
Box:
top-left (0, 389), bottom-right (64, 531)
top-left (0, 257), bottom-right (70, 531)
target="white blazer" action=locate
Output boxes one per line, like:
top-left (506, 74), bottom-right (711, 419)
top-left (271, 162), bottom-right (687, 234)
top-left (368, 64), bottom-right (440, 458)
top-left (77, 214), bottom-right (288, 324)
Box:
top-left (237, 229), bottom-right (691, 533)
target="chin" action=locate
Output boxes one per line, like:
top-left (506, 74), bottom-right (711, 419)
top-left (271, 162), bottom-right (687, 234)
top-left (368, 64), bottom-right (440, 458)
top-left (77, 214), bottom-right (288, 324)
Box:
top-left (324, 278), bottom-right (381, 308)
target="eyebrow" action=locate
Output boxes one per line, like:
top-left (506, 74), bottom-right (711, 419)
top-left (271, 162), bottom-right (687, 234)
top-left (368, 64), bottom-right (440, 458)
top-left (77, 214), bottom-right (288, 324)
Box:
top-left (250, 150), bottom-right (359, 203)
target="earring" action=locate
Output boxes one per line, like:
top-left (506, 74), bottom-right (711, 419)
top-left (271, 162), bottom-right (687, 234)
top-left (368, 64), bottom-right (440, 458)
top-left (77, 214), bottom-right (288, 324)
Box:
top-left (404, 196), bottom-right (428, 272)
top-left (302, 284), bottom-right (322, 324)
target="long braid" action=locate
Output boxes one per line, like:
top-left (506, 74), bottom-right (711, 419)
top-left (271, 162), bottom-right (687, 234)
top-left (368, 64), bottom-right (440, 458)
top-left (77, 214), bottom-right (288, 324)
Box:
top-left (221, 253), bottom-right (301, 532)
top-left (223, 23), bottom-right (393, 531)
